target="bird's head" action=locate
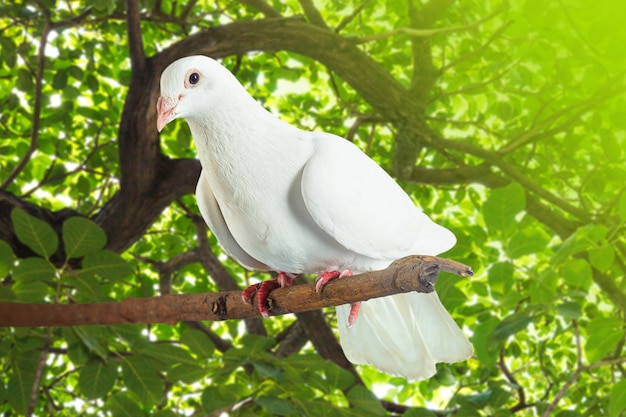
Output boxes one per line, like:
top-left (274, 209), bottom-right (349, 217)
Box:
top-left (156, 55), bottom-right (231, 132)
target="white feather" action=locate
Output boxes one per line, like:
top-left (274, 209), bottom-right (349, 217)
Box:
top-left (158, 56), bottom-right (473, 380)
top-left (337, 293), bottom-right (473, 380)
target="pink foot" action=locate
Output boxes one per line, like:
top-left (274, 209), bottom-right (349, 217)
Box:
top-left (242, 272), bottom-right (296, 319)
top-left (315, 269), bottom-right (361, 326)
top-left (315, 269), bottom-right (353, 293)
top-left (347, 301), bottom-right (361, 328)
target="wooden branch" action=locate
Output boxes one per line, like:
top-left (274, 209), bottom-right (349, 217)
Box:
top-left (126, 0), bottom-right (146, 74)
top-left (0, 256), bottom-right (472, 328)
top-left (297, 0), bottom-right (328, 28)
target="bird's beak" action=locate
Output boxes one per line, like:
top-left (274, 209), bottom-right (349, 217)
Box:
top-left (156, 95), bottom-right (180, 132)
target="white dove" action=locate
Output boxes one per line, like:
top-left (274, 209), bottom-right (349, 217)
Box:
top-left (157, 55), bottom-right (472, 380)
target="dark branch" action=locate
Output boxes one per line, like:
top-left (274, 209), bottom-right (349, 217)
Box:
top-left (297, 0), bottom-right (328, 28)
top-left (0, 256), bottom-right (472, 327)
top-left (126, 0), bottom-right (146, 74)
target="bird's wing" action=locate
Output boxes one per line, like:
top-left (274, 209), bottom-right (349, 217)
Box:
top-left (196, 171), bottom-right (269, 271)
top-left (301, 133), bottom-right (456, 260)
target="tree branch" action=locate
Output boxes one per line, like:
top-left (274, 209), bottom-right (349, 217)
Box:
top-left (126, 0), bottom-right (146, 74)
top-left (0, 255), bottom-right (472, 327)
top-left (297, 0), bottom-right (328, 28)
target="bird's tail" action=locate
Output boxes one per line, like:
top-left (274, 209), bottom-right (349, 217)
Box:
top-left (336, 292), bottom-right (473, 380)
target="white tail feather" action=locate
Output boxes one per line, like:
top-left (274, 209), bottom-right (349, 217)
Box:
top-left (336, 292), bottom-right (473, 381)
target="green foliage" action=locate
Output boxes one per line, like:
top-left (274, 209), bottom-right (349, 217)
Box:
top-left (1, 0), bottom-right (626, 416)
top-left (63, 216), bottom-right (107, 259)
top-left (11, 208), bottom-right (58, 259)
top-left (483, 183), bottom-right (525, 235)
top-left (78, 358), bottom-right (118, 399)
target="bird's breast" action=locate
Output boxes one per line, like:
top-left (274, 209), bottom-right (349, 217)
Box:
top-left (190, 123), bottom-right (384, 274)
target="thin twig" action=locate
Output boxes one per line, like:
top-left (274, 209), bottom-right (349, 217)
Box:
top-left (499, 348), bottom-right (534, 412)
top-left (26, 331), bottom-right (51, 417)
top-left (541, 322), bottom-right (583, 417)
top-left (335, 0), bottom-right (370, 33)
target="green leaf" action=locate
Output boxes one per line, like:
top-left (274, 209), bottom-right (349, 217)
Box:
top-left (487, 262), bottom-right (514, 294)
top-left (561, 258), bottom-right (593, 290)
top-left (12, 257), bottom-right (56, 283)
top-left (491, 312), bottom-right (533, 341)
top-left (555, 301), bottom-right (582, 320)
top-left (121, 355), bottom-right (164, 408)
top-left (619, 192), bottom-right (626, 222)
top-left (323, 361), bottom-right (355, 390)
top-left (72, 326), bottom-right (108, 360)
top-left (135, 342), bottom-right (197, 369)
top-left (167, 363), bottom-right (206, 384)
top-left (552, 224), bottom-right (608, 266)
top-left (153, 411), bottom-right (178, 417)
top-left (0, 240), bottom-right (15, 277)
top-left (403, 408), bottom-right (438, 417)
top-left (588, 244), bottom-right (615, 271)
top-left (67, 274), bottom-right (106, 302)
top-left (609, 379), bottom-right (626, 417)
top-left (465, 387), bottom-right (513, 410)
top-left (13, 280), bottom-right (49, 302)
top-left (7, 351), bottom-right (40, 415)
top-left (106, 392), bottom-right (146, 417)
top-left (52, 69), bottom-right (68, 89)
top-left (585, 317), bottom-right (625, 363)
top-left (0, 286), bottom-right (16, 302)
top-left (346, 385), bottom-right (387, 416)
top-left (507, 228), bottom-right (549, 258)
top-left (80, 250), bottom-right (133, 281)
top-left (181, 328), bottom-right (215, 358)
top-left (78, 358), bottom-right (117, 399)
top-left (471, 317), bottom-right (500, 368)
top-left (556, 411), bottom-right (583, 417)
top-left (530, 269), bottom-right (557, 305)
top-left (11, 208), bottom-right (59, 259)
top-left (62, 216), bottom-right (107, 259)
top-left (85, 73), bottom-right (100, 92)
top-left (0, 36), bottom-right (17, 67)
top-left (483, 182), bottom-right (525, 234)
top-left (255, 396), bottom-right (296, 415)
top-left (202, 386), bottom-right (237, 413)
top-left (253, 361), bottom-right (284, 380)
top-left (16, 68), bottom-right (33, 92)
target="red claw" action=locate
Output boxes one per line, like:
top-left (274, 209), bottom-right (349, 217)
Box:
top-left (347, 301), bottom-right (361, 328)
top-left (242, 272), bottom-right (296, 319)
top-left (315, 269), bottom-right (353, 293)
top-left (315, 269), bottom-right (361, 326)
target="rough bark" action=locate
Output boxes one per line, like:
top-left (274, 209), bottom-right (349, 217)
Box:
top-left (0, 255), bottom-right (472, 327)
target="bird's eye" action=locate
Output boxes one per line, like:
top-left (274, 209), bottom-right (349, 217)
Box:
top-left (188, 72), bottom-right (200, 85)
